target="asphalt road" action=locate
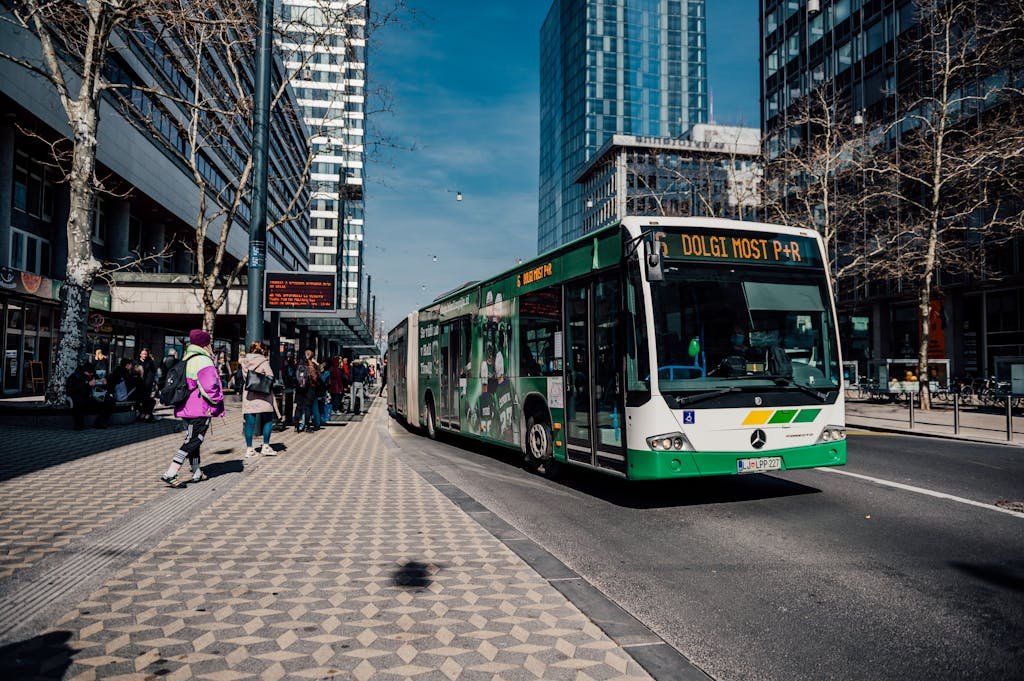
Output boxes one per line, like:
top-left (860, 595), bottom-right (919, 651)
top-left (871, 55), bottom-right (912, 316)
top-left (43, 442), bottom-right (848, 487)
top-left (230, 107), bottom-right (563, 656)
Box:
top-left (387, 422), bottom-right (1024, 681)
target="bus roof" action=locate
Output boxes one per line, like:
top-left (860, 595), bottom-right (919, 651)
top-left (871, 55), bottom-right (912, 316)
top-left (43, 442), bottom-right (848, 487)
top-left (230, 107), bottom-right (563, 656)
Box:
top-left (417, 217), bottom-right (823, 312)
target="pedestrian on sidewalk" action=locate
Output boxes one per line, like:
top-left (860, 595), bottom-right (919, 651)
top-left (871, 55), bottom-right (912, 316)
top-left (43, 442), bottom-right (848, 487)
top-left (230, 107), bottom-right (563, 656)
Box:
top-left (350, 359), bottom-right (367, 414)
top-left (158, 349), bottom-right (178, 391)
top-left (161, 329), bottom-right (224, 487)
top-left (241, 341), bottom-right (278, 458)
top-left (66, 362), bottom-right (114, 430)
top-left (378, 356), bottom-right (388, 397)
top-left (136, 348), bottom-right (158, 421)
top-left (329, 356), bottom-right (345, 415)
top-left (294, 349), bottom-right (318, 432)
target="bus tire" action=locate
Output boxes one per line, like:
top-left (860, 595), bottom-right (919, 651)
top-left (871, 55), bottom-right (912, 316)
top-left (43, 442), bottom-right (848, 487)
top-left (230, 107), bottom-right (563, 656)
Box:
top-left (524, 414), bottom-right (551, 472)
top-left (425, 398), bottom-right (437, 440)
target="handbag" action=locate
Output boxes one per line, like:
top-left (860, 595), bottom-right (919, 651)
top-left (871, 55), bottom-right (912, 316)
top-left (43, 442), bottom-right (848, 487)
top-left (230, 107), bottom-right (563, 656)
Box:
top-left (245, 369), bottom-right (274, 395)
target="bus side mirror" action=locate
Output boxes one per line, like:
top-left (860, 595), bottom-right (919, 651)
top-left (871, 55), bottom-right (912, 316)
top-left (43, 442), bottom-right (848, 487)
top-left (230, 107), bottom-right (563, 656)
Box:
top-left (645, 242), bottom-right (664, 282)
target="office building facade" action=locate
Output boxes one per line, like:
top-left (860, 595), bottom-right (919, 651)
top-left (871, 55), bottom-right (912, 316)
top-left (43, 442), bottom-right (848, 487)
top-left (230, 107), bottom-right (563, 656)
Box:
top-left (278, 0), bottom-right (368, 311)
top-left (760, 0), bottom-right (1024, 381)
top-left (539, 0), bottom-right (709, 253)
top-left (0, 2), bottom-right (315, 393)
top-left (577, 125), bottom-right (761, 234)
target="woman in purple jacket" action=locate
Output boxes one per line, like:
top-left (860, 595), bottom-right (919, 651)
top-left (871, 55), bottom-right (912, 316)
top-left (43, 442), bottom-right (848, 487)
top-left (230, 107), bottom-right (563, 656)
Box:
top-left (161, 329), bottom-right (225, 487)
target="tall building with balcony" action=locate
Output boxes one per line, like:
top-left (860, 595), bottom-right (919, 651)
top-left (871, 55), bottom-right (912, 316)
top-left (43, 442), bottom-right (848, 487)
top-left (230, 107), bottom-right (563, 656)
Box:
top-left (278, 0), bottom-right (367, 312)
top-left (539, 0), bottom-right (709, 252)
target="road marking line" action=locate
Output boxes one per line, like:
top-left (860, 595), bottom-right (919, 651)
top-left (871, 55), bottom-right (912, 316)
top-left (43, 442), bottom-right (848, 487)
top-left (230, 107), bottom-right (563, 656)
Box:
top-left (814, 467), bottom-right (1024, 518)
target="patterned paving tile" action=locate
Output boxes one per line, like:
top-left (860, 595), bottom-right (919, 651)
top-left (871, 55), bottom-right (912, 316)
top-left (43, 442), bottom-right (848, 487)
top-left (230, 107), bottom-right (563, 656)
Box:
top-left (0, 408), bottom-right (249, 581)
top-left (2, 400), bottom-right (652, 680)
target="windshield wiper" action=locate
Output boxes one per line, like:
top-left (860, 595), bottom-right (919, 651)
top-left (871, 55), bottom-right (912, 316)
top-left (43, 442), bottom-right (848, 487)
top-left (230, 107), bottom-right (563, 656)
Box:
top-left (672, 386), bottom-right (741, 406)
top-left (757, 374), bottom-right (834, 402)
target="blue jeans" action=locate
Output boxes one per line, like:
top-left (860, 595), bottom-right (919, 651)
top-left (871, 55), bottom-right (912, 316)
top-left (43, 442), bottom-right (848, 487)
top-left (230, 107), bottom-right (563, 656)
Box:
top-left (244, 413), bottom-right (273, 447)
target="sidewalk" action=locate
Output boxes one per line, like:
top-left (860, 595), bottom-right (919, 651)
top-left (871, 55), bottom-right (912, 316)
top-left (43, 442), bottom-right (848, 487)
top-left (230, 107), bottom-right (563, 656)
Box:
top-left (0, 399), bottom-right (654, 680)
top-left (846, 398), bottom-right (1024, 446)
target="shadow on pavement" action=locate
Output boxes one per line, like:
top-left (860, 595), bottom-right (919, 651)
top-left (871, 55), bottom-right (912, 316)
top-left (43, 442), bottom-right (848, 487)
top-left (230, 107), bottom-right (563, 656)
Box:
top-left (417, 424), bottom-right (821, 509)
top-left (393, 560), bottom-right (435, 589)
top-left (949, 561), bottom-right (1024, 594)
top-left (202, 459), bottom-right (244, 479)
top-left (0, 630), bottom-right (74, 680)
top-left (0, 419), bottom-right (183, 484)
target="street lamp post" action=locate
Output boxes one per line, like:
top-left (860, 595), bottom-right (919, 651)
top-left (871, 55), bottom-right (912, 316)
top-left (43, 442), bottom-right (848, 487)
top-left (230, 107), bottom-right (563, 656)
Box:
top-left (246, 0), bottom-right (273, 346)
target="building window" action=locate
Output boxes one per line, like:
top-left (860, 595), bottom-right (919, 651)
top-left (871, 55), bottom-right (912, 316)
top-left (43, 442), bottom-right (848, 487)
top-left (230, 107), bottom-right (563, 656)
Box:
top-left (10, 229), bottom-right (51, 276)
top-left (92, 197), bottom-right (106, 244)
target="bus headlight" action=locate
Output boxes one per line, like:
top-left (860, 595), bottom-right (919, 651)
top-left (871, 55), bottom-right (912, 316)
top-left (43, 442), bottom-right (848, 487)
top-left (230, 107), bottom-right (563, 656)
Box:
top-left (816, 426), bottom-right (846, 444)
top-left (647, 432), bottom-right (693, 451)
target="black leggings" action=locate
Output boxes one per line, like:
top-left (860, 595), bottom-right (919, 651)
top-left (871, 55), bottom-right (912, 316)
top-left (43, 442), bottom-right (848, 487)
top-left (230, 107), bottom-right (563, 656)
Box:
top-left (173, 417), bottom-right (211, 467)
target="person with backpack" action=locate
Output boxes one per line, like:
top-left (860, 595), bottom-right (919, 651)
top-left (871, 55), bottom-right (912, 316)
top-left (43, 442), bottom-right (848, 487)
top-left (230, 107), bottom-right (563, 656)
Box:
top-left (158, 349), bottom-right (179, 391)
top-left (241, 341), bottom-right (278, 458)
top-left (294, 349), bottom-right (318, 432)
top-left (159, 329), bottom-right (224, 487)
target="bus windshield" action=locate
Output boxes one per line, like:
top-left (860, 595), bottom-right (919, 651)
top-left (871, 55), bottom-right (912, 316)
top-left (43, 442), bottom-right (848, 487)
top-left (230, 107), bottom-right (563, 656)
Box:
top-left (649, 263), bottom-right (839, 401)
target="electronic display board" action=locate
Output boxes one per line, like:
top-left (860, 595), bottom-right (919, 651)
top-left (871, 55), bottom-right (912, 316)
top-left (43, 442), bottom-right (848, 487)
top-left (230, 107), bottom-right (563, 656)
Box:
top-left (264, 272), bottom-right (337, 311)
top-left (646, 227), bottom-right (824, 268)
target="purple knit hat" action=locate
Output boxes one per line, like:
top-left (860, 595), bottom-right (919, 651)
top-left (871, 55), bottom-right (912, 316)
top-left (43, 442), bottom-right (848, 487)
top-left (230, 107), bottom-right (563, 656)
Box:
top-left (188, 329), bottom-right (212, 347)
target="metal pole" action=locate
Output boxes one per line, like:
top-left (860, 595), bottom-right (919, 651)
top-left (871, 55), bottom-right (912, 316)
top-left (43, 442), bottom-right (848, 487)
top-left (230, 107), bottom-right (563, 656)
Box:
top-left (1007, 396), bottom-right (1013, 442)
top-left (908, 390), bottom-right (915, 429)
top-left (365, 274), bottom-right (372, 326)
top-left (246, 0), bottom-right (273, 346)
top-left (953, 392), bottom-right (960, 435)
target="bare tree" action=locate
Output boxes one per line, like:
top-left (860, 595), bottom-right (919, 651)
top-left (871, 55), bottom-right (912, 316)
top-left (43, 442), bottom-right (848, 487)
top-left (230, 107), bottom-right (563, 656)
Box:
top-left (762, 87), bottom-right (867, 285)
top-left (851, 0), bottom-right (1024, 408)
top-left (137, 0), bottom-right (411, 332)
top-left (0, 0), bottom-right (169, 405)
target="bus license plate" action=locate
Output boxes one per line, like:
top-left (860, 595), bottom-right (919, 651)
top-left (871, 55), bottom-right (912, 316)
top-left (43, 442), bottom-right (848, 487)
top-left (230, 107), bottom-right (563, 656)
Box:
top-left (737, 456), bottom-right (782, 474)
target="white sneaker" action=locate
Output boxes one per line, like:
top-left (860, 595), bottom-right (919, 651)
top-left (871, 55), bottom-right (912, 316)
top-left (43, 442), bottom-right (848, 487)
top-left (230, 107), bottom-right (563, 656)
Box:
top-left (262, 445), bottom-right (278, 456)
top-left (245, 447), bottom-right (256, 458)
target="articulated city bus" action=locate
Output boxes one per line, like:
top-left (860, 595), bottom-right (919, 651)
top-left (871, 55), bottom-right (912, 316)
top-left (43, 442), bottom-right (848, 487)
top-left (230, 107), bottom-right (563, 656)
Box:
top-left (387, 217), bottom-right (846, 480)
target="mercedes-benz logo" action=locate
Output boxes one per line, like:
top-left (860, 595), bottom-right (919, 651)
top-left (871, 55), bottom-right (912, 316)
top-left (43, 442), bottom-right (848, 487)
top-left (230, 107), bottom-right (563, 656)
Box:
top-left (754, 396), bottom-right (763, 406)
top-left (750, 429), bottom-right (767, 449)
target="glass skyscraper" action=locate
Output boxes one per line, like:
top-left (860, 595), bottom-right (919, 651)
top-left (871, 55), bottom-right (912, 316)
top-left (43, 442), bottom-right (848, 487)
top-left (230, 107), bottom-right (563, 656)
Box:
top-left (539, 0), bottom-right (709, 252)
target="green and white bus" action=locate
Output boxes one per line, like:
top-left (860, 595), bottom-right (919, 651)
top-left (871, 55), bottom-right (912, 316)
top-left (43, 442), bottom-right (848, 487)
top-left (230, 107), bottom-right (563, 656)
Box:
top-left (387, 217), bottom-right (846, 480)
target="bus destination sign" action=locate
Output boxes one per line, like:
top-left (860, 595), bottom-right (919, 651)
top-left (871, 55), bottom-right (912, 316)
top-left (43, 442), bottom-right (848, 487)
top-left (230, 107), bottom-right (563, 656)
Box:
top-left (517, 262), bottom-right (554, 288)
top-left (264, 272), bottom-right (336, 311)
top-left (652, 228), bottom-right (823, 268)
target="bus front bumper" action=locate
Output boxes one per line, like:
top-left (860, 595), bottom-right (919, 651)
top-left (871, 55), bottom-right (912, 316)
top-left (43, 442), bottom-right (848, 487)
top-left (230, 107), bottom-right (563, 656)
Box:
top-left (626, 441), bottom-right (847, 480)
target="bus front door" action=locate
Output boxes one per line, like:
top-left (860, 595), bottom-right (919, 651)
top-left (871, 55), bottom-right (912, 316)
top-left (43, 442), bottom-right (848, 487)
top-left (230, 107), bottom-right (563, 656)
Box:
top-left (564, 275), bottom-right (626, 473)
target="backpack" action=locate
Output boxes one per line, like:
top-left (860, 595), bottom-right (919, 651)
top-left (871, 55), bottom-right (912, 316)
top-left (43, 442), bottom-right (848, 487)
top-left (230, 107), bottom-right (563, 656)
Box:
top-left (295, 363), bottom-right (309, 390)
top-left (159, 356), bottom-right (196, 407)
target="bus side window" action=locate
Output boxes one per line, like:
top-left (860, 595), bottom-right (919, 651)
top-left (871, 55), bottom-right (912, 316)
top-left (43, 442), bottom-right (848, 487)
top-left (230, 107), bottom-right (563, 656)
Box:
top-left (518, 287), bottom-right (562, 378)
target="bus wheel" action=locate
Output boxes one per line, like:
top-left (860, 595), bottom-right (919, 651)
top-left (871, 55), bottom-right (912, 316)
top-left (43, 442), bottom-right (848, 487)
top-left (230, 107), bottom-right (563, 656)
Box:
top-left (425, 399), bottom-right (437, 440)
top-left (524, 415), bottom-right (551, 472)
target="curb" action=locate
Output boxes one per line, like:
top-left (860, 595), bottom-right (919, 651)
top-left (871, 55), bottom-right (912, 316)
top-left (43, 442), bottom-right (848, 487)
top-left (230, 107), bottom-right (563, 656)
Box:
top-left (378, 416), bottom-right (714, 681)
top-left (846, 419), bottom-right (1024, 448)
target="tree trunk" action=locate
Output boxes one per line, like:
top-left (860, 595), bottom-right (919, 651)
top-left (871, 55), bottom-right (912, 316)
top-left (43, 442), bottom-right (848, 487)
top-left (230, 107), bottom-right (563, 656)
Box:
top-left (203, 305), bottom-right (216, 335)
top-left (917, 283), bottom-right (932, 411)
top-left (45, 103), bottom-right (100, 406)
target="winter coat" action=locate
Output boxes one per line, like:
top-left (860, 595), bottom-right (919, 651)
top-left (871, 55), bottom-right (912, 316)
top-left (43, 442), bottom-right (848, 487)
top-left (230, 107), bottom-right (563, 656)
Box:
top-left (138, 357), bottom-right (157, 391)
top-left (329, 358), bottom-right (345, 393)
top-left (351, 362), bottom-right (368, 383)
top-left (175, 345), bottom-right (225, 419)
top-left (241, 353), bottom-right (276, 414)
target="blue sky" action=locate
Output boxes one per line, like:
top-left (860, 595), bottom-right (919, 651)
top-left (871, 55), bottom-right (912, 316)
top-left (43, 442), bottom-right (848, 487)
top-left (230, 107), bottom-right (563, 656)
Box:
top-left (364, 0), bottom-right (760, 334)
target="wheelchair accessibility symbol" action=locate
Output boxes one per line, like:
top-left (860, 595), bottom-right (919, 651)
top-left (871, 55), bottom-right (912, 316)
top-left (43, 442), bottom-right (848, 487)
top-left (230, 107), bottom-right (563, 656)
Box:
top-left (683, 410), bottom-right (695, 424)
